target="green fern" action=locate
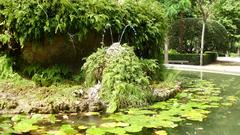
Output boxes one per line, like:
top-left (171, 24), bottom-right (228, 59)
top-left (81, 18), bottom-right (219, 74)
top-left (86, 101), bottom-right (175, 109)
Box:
top-left (0, 55), bottom-right (21, 80)
top-left (83, 45), bottom-right (160, 111)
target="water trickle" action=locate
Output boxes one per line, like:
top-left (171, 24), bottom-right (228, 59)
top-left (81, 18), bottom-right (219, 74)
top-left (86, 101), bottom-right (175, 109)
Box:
top-left (118, 24), bottom-right (137, 44)
top-left (101, 23), bottom-right (114, 45)
top-left (88, 82), bottom-right (102, 101)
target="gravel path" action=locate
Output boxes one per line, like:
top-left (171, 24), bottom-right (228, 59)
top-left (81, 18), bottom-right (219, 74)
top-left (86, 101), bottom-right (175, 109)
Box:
top-left (165, 57), bottom-right (240, 75)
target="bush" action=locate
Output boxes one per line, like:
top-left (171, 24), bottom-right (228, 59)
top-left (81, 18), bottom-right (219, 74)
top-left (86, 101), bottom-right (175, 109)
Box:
top-left (169, 18), bottom-right (228, 53)
top-left (0, 0), bottom-right (167, 59)
top-left (82, 45), bottom-right (159, 111)
top-left (23, 64), bottom-right (72, 86)
top-left (205, 51), bottom-right (218, 62)
top-left (0, 55), bottom-right (21, 80)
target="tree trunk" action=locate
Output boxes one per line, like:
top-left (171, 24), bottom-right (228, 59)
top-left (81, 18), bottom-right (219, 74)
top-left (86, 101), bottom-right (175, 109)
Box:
top-left (164, 36), bottom-right (169, 64)
top-left (179, 11), bottom-right (185, 52)
top-left (200, 21), bottom-right (206, 66)
top-left (238, 47), bottom-right (240, 57)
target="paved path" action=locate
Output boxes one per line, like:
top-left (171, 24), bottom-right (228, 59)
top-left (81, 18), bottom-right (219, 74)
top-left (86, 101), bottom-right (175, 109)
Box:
top-left (165, 57), bottom-right (240, 76)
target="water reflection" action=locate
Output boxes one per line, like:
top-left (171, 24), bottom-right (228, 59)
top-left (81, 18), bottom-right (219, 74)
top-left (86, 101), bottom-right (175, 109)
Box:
top-left (168, 71), bottom-right (240, 135)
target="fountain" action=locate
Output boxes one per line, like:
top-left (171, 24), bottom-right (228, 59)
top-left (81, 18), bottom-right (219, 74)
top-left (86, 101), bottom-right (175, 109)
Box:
top-left (106, 24), bottom-right (137, 56)
top-left (83, 24), bottom-right (139, 112)
top-left (101, 23), bottom-right (114, 45)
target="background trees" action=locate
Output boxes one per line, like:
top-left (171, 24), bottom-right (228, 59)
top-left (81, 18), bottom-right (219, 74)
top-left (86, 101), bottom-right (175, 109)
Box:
top-left (213, 0), bottom-right (240, 54)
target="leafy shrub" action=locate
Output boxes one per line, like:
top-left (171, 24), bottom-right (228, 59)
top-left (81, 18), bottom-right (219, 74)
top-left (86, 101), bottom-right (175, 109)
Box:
top-left (168, 49), bottom-right (180, 54)
top-left (0, 55), bottom-right (21, 80)
top-left (204, 51), bottom-right (218, 62)
top-left (170, 18), bottom-right (228, 53)
top-left (0, 0), bottom-right (167, 58)
top-left (82, 45), bottom-right (159, 111)
top-left (229, 53), bottom-right (239, 57)
top-left (23, 64), bottom-right (71, 86)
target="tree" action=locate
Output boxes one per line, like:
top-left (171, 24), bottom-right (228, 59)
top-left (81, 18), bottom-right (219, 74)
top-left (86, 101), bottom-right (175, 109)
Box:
top-left (213, 0), bottom-right (240, 53)
top-left (195, 0), bottom-right (215, 66)
top-left (169, 18), bottom-right (228, 53)
top-left (158, 0), bottom-right (191, 63)
top-left (235, 42), bottom-right (240, 56)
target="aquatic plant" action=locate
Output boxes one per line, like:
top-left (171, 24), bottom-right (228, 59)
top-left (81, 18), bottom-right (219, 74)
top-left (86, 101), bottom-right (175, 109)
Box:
top-left (0, 79), bottom-right (238, 135)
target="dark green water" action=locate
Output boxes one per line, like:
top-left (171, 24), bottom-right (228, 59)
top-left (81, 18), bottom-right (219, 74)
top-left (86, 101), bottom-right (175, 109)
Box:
top-left (168, 71), bottom-right (240, 135)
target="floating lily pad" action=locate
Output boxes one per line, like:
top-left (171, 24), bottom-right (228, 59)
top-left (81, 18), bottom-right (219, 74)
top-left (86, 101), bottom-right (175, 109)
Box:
top-left (127, 108), bottom-right (157, 115)
top-left (78, 125), bottom-right (88, 130)
top-left (100, 122), bottom-right (129, 128)
top-left (155, 130), bottom-right (168, 135)
top-left (124, 125), bottom-right (143, 133)
top-left (48, 124), bottom-right (78, 135)
top-left (86, 126), bottom-right (126, 135)
top-left (13, 119), bottom-right (39, 133)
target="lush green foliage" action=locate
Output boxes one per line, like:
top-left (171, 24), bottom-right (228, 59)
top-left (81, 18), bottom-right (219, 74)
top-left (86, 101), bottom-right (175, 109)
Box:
top-left (158, 0), bottom-right (192, 18)
top-left (0, 55), bottom-right (21, 80)
top-left (82, 45), bottom-right (159, 111)
top-left (22, 64), bottom-right (71, 86)
top-left (214, 0), bottom-right (240, 43)
top-left (170, 18), bottom-right (228, 53)
top-left (0, 0), bottom-right (167, 56)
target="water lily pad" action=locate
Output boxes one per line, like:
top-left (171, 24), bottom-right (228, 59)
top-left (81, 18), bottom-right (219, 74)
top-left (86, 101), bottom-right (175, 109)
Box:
top-left (13, 119), bottom-right (39, 133)
top-left (48, 124), bottom-right (78, 135)
top-left (124, 125), bottom-right (143, 133)
top-left (78, 125), bottom-right (88, 130)
top-left (181, 110), bottom-right (208, 121)
top-left (86, 127), bottom-right (126, 135)
top-left (100, 122), bottom-right (129, 128)
top-left (127, 108), bottom-right (157, 115)
top-left (155, 130), bottom-right (168, 135)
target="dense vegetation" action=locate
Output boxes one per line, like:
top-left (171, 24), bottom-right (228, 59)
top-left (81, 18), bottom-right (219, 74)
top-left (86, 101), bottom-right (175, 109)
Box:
top-left (0, 0), bottom-right (240, 135)
top-left (82, 45), bottom-right (159, 111)
top-left (0, 0), bottom-right (167, 59)
top-left (169, 18), bottom-right (228, 53)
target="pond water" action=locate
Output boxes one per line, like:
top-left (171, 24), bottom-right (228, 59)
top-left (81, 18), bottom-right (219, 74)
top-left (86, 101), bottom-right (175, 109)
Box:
top-left (0, 71), bottom-right (239, 135)
top-left (168, 71), bottom-right (240, 135)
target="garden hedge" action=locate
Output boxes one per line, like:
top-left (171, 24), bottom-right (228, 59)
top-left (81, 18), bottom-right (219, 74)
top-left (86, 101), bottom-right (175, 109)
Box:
top-left (169, 18), bottom-right (228, 53)
top-left (169, 52), bottom-right (218, 65)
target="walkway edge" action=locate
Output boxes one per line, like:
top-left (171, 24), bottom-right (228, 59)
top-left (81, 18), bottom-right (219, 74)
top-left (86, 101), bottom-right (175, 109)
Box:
top-left (164, 64), bottom-right (240, 76)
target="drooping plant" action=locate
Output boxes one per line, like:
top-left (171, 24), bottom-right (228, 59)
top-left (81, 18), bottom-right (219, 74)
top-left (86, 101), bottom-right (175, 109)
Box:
top-left (0, 0), bottom-right (167, 59)
top-left (82, 45), bottom-right (159, 112)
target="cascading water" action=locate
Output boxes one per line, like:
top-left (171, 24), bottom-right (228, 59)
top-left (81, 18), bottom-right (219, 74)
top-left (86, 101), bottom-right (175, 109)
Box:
top-left (101, 23), bottom-right (114, 45)
top-left (118, 24), bottom-right (137, 44)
